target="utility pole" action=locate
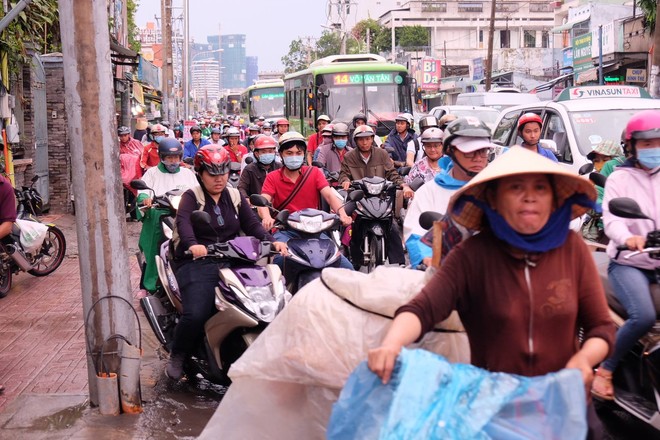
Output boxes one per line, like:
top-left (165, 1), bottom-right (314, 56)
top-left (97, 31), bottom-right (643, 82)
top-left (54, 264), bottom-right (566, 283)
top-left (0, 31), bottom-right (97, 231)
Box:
top-left (161, 0), bottom-right (173, 122)
top-left (183, 0), bottom-right (190, 119)
top-left (484, 0), bottom-right (496, 91)
top-left (649, 0), bottom-right (660, 97)
top-left (58, 0), bottom-right (136, 406)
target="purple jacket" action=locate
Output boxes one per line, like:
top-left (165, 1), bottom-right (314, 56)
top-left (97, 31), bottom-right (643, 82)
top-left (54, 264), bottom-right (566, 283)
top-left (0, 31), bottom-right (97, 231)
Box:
top-left (603, 161), bottom-right (660, 270)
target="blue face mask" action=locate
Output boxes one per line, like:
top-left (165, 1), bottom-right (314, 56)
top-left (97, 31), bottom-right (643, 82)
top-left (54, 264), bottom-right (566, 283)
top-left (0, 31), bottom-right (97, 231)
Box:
top-left (637, 147), bottom-right (660, 169)
top-left (283, 156), bottom-right (304, 170)
top-left (258, 153), bottom-right (276, 165)
top-left (154, 136), bottom-right (165, 144)
top-left (162, 161), bottom-right (180, 173)
top-left (334, 139), bottom-right (347, 149)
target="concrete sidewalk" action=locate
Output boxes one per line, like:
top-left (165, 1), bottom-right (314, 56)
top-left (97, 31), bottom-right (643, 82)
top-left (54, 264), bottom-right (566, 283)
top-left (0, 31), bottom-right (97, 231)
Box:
top-left (0, 215), bottom-right (221, 439)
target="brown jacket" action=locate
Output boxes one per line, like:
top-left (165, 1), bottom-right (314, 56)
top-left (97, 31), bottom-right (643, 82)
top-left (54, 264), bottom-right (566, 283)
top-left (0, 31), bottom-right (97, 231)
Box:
top-left (398, 230), bottom-right (615, 377)
top-left (338, 147), bottom-right (403, 186)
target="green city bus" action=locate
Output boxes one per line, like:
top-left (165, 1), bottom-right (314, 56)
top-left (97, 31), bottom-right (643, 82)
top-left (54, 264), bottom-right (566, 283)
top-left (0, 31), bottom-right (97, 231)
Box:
top-left (241, 79), bottom-right (285, 123)
top-left (284, 54), bottom-right (413, 137)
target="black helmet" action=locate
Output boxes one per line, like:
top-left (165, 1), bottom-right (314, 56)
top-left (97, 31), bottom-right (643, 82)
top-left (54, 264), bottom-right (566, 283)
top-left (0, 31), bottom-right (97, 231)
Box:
top-left (418, 115), bottom-right (439, 133)
top-left (190, 125), bottom-right (202, 134)
top-left (157, 138), bottom-right (183, 159)
top-left (117, 126), bottom-right (131, 136)
top-left (332, 122), bottom-right (349, 136)
top-left (442, 117), bottom-right (491, 155)
top-left (352, 113), bottom-right (367, 125)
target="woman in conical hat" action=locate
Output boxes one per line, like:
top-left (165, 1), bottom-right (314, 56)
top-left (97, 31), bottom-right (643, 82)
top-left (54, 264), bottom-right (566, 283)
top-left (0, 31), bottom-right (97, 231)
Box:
top-left (368, 147), bottom-right (615, 438)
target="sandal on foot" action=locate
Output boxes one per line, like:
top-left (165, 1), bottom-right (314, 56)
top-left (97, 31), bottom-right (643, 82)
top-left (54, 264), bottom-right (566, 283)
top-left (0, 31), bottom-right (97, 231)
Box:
top-left (591, 369), bottom-right (614, 401)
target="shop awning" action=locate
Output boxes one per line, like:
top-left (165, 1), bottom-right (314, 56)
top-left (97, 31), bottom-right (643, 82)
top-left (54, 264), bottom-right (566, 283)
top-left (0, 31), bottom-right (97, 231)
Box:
top-left (576, 68), bottom-right (598, 84)
top-left (551, 17), bottom-right (589, 33)
top-left (110, 39), bottom-right (138, 59)
top-left (531, 73), bottom-right (573, 93)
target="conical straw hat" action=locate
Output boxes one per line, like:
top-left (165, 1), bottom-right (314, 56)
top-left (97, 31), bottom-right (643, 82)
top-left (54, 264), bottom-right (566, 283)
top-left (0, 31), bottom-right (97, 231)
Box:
top-left (448, 146), bottom-right (596, 231)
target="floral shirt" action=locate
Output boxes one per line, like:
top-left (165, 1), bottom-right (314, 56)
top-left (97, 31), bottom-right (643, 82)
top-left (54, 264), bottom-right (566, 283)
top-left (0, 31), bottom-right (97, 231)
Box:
top-left (404, 156), bottom-right (441, 184)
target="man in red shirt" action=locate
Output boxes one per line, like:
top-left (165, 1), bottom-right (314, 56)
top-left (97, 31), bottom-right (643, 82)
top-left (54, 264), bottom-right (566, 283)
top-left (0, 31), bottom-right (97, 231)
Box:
top-left (224, 127), bottom-right (248, 163)
top-left (258, 132), bottom-right (353, 270)
top-left (306, 114), bottom-right (331, 165)
top-left (140, 123), bottom-right (167, 170)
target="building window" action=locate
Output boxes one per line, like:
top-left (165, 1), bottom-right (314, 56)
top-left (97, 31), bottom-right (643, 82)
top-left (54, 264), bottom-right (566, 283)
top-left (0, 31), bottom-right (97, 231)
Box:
top-left (496, 2), bottom-right (518, 13)
top-left (422, 1), bottom-right (447, 12)
top-left (529, 3), bottom-right (552, 12)
top-left (573, 21), bottom-right (589, 38)
top-left (541, 31), bottom-right (549, 48)
top-left (458, 2), bottom-right (483, 12)
top-left (478, 29), bottom-right (484, 49)
top-left (500, 29), bottom-right (510, 48)
top-left (524, 30), bottom-right (536, 48)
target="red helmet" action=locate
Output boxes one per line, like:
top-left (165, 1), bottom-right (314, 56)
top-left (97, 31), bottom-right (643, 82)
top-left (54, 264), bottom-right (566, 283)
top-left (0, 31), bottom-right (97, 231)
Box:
top-left (253, 135), bottom-right (278, 150)
top-left (517, 113), bottom-right (542, 131)
top-left (276, 118), bottom-right (289, 127)
top-left (625, 110), bottom-right (660, 141)
top-left (194, 145), bottom-right (231, 175)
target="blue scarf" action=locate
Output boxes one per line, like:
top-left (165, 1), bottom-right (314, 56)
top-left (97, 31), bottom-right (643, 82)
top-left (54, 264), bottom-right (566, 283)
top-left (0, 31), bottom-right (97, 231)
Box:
top-left (462, 193), bottom-right (594, 253)
top-left (434, 157), bottom-right (468, 190)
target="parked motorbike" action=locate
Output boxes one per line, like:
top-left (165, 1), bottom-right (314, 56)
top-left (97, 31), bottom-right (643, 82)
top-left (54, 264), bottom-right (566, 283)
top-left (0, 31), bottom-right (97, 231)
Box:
top-left (141, 211), bottom-right (289, 384)
top-left (0, 175), bottom-right (67, 298)
top-left (593, 197), bottom-right (660, 430)
top-left (250, 191), bottom-right (363, 293)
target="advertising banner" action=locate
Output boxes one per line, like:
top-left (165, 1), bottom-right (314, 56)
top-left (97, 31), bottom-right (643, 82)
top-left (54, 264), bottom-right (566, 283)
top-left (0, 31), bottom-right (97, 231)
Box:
top-left (420, 58), bottom-right (442, 91)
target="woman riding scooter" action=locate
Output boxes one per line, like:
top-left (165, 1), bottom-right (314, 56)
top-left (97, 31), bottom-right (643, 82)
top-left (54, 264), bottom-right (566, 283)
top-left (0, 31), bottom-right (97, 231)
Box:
top-left (592, 110), bottom-right (660, 400)
top-left (166, 145), bottom-right (287, 381)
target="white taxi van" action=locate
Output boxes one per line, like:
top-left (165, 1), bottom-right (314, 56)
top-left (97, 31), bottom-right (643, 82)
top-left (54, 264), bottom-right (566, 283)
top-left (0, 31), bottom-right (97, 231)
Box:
top-left (491, 85), bottom-right (660, 174)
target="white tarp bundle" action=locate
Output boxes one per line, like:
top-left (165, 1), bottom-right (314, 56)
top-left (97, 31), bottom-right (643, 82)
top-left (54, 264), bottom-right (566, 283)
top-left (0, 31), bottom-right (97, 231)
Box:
top-left (199, 266), bottom-right (470, 440)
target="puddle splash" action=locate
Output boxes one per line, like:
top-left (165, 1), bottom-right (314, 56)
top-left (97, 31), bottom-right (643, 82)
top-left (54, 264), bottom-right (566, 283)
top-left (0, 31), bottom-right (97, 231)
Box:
top-left (30, 400), bottom-right (89, 431)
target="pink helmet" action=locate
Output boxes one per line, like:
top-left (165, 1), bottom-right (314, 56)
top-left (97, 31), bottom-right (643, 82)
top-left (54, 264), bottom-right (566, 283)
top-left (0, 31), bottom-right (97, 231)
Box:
top-left (625, 110), bottom-right (660, 141)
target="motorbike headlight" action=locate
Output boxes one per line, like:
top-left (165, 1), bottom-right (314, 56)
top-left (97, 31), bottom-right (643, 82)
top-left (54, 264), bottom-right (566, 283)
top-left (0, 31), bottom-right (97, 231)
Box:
top-left (364, 181), bottom-right (384, 196)
top-left (247, 286), bottom-right (279, 322)
top-left (288, 215), bottom-right (335, 234)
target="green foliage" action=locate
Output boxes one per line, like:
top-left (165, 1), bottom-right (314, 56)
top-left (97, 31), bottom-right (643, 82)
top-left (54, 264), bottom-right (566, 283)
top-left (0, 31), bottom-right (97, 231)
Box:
top-left (316, 30), bottom-right (342, 58)
top-left (638, 0), bottom-right (656, 33)
top-left (397, 25), bottom-right (429, 48)
top-left (126, 0), bottom-right (141, 53)
top-left (281, 38), bottom-right (309, 74)
top-left (0, 0), bottom-right (61, 73)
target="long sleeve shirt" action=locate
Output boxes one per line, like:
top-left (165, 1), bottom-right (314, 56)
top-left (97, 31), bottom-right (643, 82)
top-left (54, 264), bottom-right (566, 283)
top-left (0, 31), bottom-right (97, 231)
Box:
top-left (175, 187), bottom-right (274, 258)
top-left (338, 147), bottom-right (403, 186)
top-left (398, 231), bottom-right (615, 377)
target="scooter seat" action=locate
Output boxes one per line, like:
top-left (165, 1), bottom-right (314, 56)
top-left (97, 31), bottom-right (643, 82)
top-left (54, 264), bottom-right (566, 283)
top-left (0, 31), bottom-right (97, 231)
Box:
top-left (594, 252), bottom-right (660, 319)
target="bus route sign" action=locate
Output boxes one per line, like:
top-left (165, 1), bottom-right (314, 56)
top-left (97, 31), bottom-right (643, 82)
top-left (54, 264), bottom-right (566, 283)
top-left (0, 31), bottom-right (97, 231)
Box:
top-left (332, 72), bottom-right (396, 86)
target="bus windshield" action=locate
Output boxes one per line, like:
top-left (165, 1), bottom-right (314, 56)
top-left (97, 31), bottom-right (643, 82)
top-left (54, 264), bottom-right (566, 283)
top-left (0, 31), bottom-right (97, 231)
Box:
top-left (250, 87), bottom-right (285, 119)
top-left (320, 72), bottom-right (409, 124)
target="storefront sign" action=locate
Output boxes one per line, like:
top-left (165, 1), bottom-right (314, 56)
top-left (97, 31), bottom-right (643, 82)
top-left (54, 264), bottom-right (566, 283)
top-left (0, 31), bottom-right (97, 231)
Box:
top-left (183, 120), bottom-right (196, 142)
top-left (572, 33), bottom-right (593, 73)
top-left (472, 58), bottom-right (484, 81)
top-left (421, 58), bottom-right (442, 91)
top-left (626, 68), bottom-right (647, 83)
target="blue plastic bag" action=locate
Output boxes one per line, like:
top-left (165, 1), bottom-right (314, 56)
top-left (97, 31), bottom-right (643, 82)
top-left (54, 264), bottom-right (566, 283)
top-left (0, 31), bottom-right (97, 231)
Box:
top-left (327, 348), bottom-right (587, 440)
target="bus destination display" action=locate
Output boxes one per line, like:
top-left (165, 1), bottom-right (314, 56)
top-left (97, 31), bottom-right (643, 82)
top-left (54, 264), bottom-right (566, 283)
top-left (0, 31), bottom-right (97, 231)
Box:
top-left (332, 72), bottom-right (400, 86)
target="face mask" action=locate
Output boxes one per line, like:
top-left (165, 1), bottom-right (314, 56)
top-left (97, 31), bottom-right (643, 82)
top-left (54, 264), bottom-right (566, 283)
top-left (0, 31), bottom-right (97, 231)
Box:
top-left (162, 161), bottom-right (180, 173)
top-left (283, 156), bottom-right (304, 170)
top-left (334, 140), bottom-right (347, 149)
top-left (154, 136), bottom-right (165, 144)
top-left (637, 147), bottom-right (660, 169)
top-left (258, 153), bottom-right (276, 165)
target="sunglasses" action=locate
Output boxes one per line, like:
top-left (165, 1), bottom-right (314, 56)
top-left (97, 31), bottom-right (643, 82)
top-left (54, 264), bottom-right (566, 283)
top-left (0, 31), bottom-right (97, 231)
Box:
top-left (462, 148), bottom-right (491, 159)
top-left (213, 204), bottom-right (224, 226)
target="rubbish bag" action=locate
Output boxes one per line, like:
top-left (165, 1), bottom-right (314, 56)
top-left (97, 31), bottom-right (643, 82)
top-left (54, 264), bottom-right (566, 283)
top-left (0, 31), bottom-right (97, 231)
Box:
top-left (327, 348), bottom-right (587, 440)
top-left (15, 219), bottom-right (49, 254)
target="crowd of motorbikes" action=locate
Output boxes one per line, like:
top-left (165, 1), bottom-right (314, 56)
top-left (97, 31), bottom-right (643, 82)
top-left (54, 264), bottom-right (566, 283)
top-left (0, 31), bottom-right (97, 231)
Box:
top-left (129, 153), bottom-right (660, 433)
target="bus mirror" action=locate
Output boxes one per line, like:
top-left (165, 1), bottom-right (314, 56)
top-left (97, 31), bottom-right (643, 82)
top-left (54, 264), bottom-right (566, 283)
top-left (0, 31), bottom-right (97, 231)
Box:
top-left (318, 84), bottom-right (330, 97)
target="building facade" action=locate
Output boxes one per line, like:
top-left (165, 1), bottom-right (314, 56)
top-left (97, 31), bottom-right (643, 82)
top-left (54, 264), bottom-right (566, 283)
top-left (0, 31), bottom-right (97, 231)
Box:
top-left (246, 56), bottom-right (259, 87)
top-left (221, 34), bottom-right (247, 90)
top-left (191, 59), bottom-right (221, 111)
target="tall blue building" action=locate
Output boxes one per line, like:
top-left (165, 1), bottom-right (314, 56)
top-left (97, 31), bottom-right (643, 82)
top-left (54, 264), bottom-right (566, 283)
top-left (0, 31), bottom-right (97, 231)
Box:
top-left (205, 34), bottom-right (247, 90)
top-left (246, 56), bottom-right (259, 87)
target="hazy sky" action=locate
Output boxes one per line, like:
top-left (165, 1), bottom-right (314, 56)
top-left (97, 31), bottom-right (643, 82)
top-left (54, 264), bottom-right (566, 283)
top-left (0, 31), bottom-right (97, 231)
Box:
top-left (135, 0), bottom-right (329, 71)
